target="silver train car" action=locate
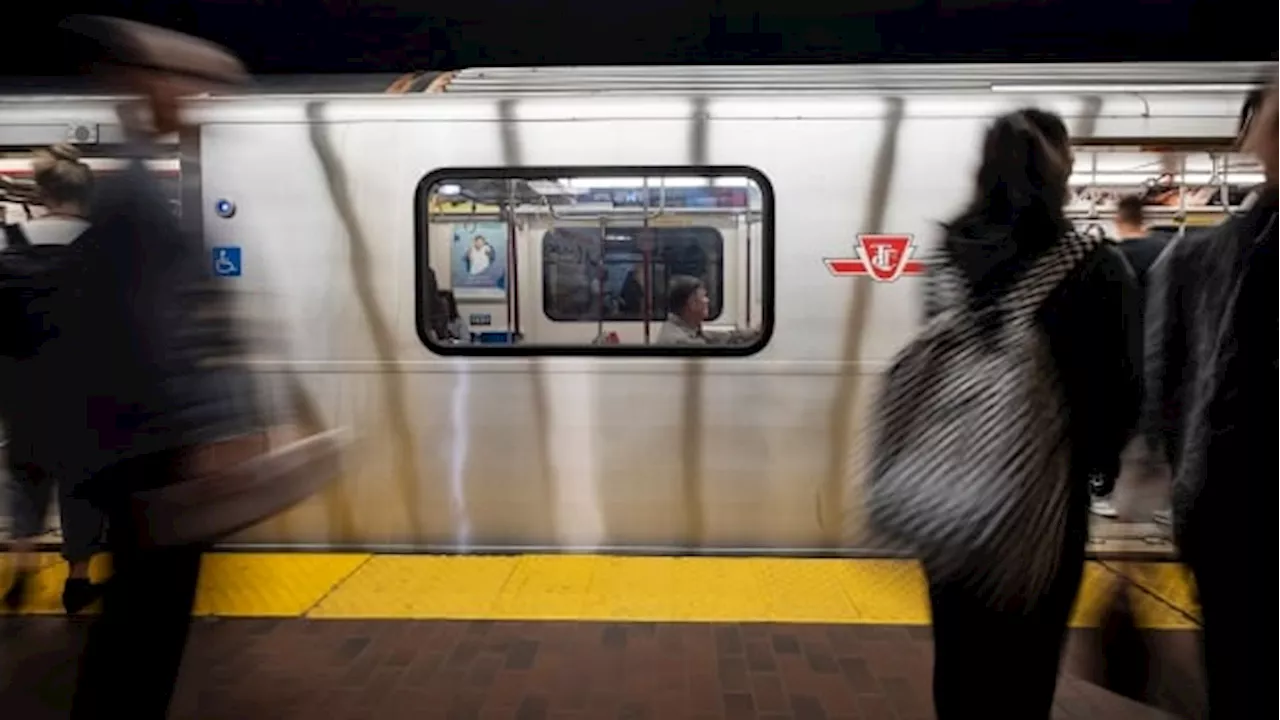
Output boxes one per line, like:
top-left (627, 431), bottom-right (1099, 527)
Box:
top-left (0, 61), bottom-right (1272, 554)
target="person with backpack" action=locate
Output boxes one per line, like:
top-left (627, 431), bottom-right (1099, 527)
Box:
top-left (1144, 77), bottom-right (1277, 720)
top-left (866, 108), bottom-right (1142, 718)
top-left (1, 143), bottom-right (107, 614)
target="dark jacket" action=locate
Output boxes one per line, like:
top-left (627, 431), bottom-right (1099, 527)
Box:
top-left (1117, 232), bottom-right (1173, 303)
top-left (0, 235), bottom-right (91, 478)
top-left (74, 153), bottom-right (259, 482)
top-left (927, 224), bottom-right (1143, 486)
top-left (1144, 188), bottom-right (1278, 545)
top-left (1115, 233), bottom-right (1173, 402)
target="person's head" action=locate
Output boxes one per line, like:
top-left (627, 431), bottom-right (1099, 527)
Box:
top-left (32, 143), bottom-right (93, 215)
top-left (62, 15), bottom-right (249, 136)
top-left (472, 235), bottom-right (487, 249)
top-left (1239, 74), bottom-right (1278, 187)
top-left (667, 275), bottom-right (709, 324)
top-left (1114, 195), bottom-right (1147, 237)
top-left (952, 108), bottom-right (1073, 240)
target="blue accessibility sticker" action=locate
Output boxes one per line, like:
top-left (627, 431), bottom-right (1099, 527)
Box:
top-left (212, 246), bottom-right (242, 277)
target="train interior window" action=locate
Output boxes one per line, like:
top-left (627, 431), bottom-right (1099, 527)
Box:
top-left (1067, 144), bottom-right (1266, 238)
top-left (418, 172), bottom-right (769, 353)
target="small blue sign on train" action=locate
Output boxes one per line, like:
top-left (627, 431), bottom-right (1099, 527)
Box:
top-left (212, 246), bottom-right (242, 277)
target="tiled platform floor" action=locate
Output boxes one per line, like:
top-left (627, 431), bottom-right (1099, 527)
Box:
top-left (1, 617), bottom-right (1204, 720)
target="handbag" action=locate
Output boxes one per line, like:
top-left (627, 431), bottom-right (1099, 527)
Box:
top-left (127, 273), bottom-right (351, 547)
top-left (129, 372), bottom-right (351, 548)
top-left (865, 233), bottom-right (1099, 610)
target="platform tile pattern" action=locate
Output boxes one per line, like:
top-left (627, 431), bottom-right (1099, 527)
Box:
top-left (1, 616), bottom-right (1199, 720)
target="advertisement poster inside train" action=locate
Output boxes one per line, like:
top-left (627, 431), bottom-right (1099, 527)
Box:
top-left (450, 222), bottom-right (508, 298)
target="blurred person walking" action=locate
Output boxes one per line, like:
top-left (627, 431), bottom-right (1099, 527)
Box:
top-left (57, 16), bottom-right (258, 719)
top-left (867, 108), bottom-right (1142, 718)
top-left (1144, 76), bottom-right (1277, 719)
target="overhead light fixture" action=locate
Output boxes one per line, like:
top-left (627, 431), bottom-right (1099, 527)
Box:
top-left (436, 184), bottom-right (462, 196)
top-left (567, 177), bottom-right (645, 189)
top-left (991, 84), bottom-right (1256, 94)
top-left (564, 176), bottom-right (750, 190)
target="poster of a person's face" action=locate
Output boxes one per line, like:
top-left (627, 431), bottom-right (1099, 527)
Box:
top-left (451, 222), bottom-right (508, 298)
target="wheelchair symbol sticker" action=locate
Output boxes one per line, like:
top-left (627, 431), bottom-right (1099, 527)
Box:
top-left (212, 247), bottom-right (242, 277)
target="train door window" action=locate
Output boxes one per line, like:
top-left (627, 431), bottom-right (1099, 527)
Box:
top-left (415, 168), bottom-right (773, 356)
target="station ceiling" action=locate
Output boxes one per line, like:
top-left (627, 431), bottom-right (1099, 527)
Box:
top-left (8, 0), bottom-right (1276, 78)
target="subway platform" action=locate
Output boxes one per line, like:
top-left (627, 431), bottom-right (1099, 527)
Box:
top-left (1, 553), bottom-right (1206, 719)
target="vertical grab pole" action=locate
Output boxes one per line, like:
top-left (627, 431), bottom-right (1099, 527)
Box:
top-left (642, 249), bottom-right (652, 344)
top-left (506, 181), bottom-right (521, 343)
top-left (641, 176), bottom-right (652, 345)
top-left (744, 207), bottom-right (753, 329)
top-left (1220, 153), bottom-right (1231, 210)
top-left (597, 216), bottom-right (607, 340)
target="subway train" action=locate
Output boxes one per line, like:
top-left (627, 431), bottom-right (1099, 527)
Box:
top-left (0, 61), bottom-right (1273, 554)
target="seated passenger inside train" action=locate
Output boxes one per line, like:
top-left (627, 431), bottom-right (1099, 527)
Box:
top-left (437, 290), bottom-right (468, 342)
top-left (421, 266), bottom-right (453, 343)
top-left (656, 275), bottom-right (758, 346)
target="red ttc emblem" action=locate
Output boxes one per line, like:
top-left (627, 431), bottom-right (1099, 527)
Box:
top-left (825, 234), bottom-right (925, 282)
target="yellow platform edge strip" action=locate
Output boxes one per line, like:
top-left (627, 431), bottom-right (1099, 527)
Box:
top-left (0, 552), bottom-right (1200, 629)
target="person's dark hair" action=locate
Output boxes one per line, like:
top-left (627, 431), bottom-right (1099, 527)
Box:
top-left (666, 275), bottom-right (704, 315)
top-left (1115, 195), bottom-right (1145, 227)
top-left (946, 108), bottom-right (1073, 248)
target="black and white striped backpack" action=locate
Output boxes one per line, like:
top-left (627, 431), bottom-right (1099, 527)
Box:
top-left (865, 231), bottom-right (1100, 610)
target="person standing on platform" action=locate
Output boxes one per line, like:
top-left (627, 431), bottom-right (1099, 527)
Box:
top-left (1144, 76), bottom-right (1277, 720)
top-left (1087, 195), bottom-right (1172, 520)
top-left (57, 15), bottom-right (259, 719)
top-left (867, 108), bottom-right (1141, 719)
top-left (1, 144), bottom-right (106, 614)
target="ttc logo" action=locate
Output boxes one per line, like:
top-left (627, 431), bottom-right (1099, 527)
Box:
top-left (825, 234), bottom-right (925, 282)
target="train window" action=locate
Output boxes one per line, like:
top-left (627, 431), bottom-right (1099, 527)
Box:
top-left (415, 168), bottom-right (773, 356)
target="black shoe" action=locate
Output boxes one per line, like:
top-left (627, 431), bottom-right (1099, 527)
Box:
top-left (3, 571), bottom-right (31, 610)
top-left (61, 578), bottom-right (103, 614)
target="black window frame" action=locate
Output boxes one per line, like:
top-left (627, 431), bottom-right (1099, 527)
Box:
top-left (414, 165), bottom-right (775, 357)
